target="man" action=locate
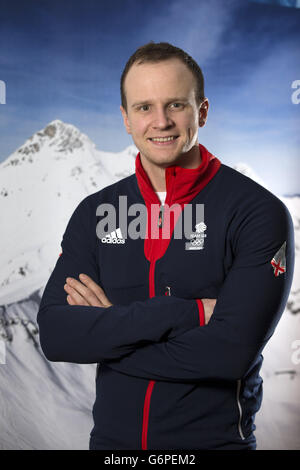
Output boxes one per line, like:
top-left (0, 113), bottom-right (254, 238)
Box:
top-left (37, 42), bottom-right (294, 450)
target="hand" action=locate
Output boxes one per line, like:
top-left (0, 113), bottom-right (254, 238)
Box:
top-left (64, 274), bottom-right (113, 308)
top-left (201, 298), bottom-right (217, 324)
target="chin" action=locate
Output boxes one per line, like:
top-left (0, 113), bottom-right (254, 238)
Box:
top-left (147, 148), bottom-right (184, 164)
top-left (149, 154), bottom-right (181, 167)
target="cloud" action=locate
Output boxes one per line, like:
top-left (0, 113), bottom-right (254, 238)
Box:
top-left (136, 0), bottom-right (240, 66)
top-left (249, 0), bottom-right (300, 8)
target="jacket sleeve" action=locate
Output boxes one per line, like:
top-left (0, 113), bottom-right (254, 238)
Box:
top-left (37, 196), bottom-right (200, 364)
top-left (105, 197), bottom-right (295, 382)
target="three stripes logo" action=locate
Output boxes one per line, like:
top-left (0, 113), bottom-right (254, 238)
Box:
top-left (101, 228), bottom-right (125, 244)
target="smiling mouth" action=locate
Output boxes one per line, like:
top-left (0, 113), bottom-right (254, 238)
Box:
top-left (148, 136), bottom-right (179, 142)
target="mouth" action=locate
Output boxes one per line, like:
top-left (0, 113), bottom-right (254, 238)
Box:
top-left (147, 135), bottom-right (179, 145)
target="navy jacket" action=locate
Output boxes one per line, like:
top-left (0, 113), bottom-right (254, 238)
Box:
top-left (37, 144), bottom-right (294, 450)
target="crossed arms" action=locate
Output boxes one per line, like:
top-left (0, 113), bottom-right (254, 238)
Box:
top-left (37, 195), bottom-right (294, 383)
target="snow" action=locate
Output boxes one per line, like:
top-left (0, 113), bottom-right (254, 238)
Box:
top-left (0, 119), bottom-right (136, 305)
top-left (255, 311), bottom-right (300, 450)
top-left (0, 120), bottom-right (299, 449)
top-left (0, 296), bottom-right (96, 450)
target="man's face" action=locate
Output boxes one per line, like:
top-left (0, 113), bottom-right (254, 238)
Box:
top-left (120, 59), bottom-right (208, 168)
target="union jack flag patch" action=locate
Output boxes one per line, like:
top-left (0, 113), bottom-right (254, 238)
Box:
top-left (271, 241), bottom-right (286, 277)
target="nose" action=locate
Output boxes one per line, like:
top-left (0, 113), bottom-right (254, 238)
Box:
top-left (152, 106), bottom-right (173, 129)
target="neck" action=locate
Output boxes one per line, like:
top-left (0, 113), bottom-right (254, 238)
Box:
top-left (140, 144), bottom-right (202, 192)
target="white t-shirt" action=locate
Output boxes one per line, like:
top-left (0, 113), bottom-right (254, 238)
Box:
top-left (156, 191), bottom-right (167, 205)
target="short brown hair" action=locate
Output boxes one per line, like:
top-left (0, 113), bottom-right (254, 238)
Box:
top-left (120, 41), bottom-right (205, 112)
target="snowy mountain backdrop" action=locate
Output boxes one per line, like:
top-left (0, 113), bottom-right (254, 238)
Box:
top-left (0, 120), bottom-right (299, 449)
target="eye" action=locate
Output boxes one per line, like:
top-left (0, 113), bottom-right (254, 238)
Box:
top-left (170, 102), bottom-right (183, 109)
top-left (139, 104), bottom-right (150, 112)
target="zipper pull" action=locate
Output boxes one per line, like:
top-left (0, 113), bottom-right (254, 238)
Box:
top-left (158, 205), bottom-right (164, 228)
top-left (165, 286), bottom-right (171, 296)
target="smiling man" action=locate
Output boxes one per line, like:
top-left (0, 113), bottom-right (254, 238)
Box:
top-left (120, 57), bottom-right (209, 189)
top-left (37, 42), bottom-right (294, 451)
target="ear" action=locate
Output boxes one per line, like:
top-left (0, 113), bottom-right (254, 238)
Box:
top-left (120, 105), bottom-right (132, 135)
top-left (198, 98), bottom-right (209, 128)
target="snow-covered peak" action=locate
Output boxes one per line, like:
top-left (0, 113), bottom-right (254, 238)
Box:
top-left (0, 120), bottom-right (136, 305)
top-left (2, 120), bottom-right (96, 168)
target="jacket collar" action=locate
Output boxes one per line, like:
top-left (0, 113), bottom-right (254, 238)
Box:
top-left (135, 143), bottom-right (221, 207)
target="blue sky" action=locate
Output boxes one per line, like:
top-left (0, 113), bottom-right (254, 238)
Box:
top-left (0, 0), bottom-right (299, 194)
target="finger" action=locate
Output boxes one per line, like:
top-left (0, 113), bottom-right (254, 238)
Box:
top-left (65, 285), bottom-right (89, 306)
top-left (67, 292), bottom-right (86, 307)
top-left (64, 283), bottom-right (90, 306)
top-left (65, 278), bottom-right (103, 307)
top-left (67, 295), bottom-right (76, 306)
top-left (79, 274), bottom-right (113, 307)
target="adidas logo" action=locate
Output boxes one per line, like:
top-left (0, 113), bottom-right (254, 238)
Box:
top-left (101, 228), bottom-right (125, 244)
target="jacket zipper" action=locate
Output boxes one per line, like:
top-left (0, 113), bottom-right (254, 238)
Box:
top-left (141, 204), bottom-right (166, 450)
top-left (141, 380), bottom-right (155, 450)
top-left (149, 260), bottom-right (156, 298)
top-left (236, 379), bottom-right (245, 440)
top-left (141, 258), bottom-right (156, 450)
top-left (158, 205), bottom-right (164, 228)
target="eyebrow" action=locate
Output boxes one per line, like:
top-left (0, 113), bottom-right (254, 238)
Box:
top-left (131, 97), bottom-right (188, 108)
